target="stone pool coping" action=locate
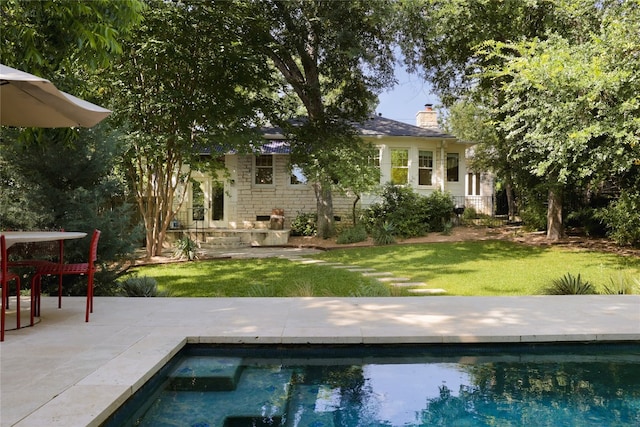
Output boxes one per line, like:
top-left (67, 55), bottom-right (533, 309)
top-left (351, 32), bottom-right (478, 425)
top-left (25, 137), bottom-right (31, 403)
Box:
top-left (1, 295), bottom-right (639, 426)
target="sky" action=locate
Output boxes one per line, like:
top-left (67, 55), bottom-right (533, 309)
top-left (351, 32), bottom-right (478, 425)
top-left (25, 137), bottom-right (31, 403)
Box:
top-left (375, 65), bottom-right (440, 125)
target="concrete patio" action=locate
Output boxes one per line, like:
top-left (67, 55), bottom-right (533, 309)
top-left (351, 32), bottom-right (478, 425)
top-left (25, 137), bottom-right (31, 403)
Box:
top-left (1, 294), bottom-right (639, 426)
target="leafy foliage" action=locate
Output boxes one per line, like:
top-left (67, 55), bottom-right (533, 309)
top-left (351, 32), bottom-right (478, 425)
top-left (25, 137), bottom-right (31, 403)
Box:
top-left (363, 184), bottom-right (454, 238)
top-left (173, 236), bottom-right (199, 261)
top-left (226, 0), bottom-right (396, 238)
top-left (597, 192), bottom-right (640, 247)
top-left (290, 212), bottom-right (317, 237)
top-left (543, 273), bottom-right (596, 295)
top-left (336, 225), bottom-right (368, 244)
top-left (372, 221), bottom-right (396, 246)
top-left (602, 274), bottom-right (639, 295)
top-left (118, 276), bottom-right (167, 297)
top-left (107, 0), bottom-right (273, 257)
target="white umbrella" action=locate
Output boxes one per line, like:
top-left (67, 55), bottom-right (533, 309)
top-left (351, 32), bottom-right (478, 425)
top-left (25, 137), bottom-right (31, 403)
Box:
top-left (0, 64), bottom-right (111, 128)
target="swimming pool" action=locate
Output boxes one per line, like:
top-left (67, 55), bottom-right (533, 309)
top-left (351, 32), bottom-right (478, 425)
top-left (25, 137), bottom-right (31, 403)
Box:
top-left (105, 343), bottom-right (640, 427)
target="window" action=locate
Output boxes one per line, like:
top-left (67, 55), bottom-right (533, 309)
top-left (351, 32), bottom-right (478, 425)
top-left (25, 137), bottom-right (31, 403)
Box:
top-left (391, 149), bottom-right (409, 185)
top-left (418, 150), bottom-right (433, 186)
top-left (467, 172), bottom-right (481, 196)
top-left (447, 153), bottom-right (459, 182)
top-left (290, 165), bottom-right (307, 185)
top-left (254, 155), bottom-right (274, 185)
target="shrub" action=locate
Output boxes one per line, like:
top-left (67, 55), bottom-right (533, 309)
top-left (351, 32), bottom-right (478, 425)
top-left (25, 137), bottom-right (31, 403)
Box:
top-left (542, 273), bottom-right (596, 295)
top-left (566, 208), bottom-right (607, 237)
top-left (597, 191), bottom-right (640, 247)
top-left (290, 211), bottom-right (317, 236)
top-left (372, 221), bottom-right (396, 245)
top-left (423, 190), bottom-right (455, 232)
top-left (363, 184), bottom-right (454, 238)
top-left (118, 276), bottom-right (167, 297)
top-left (461, 206), bottom-right (478, 223)
top-left (350, 282), bottom-right (391, 297)
top-left (519, 204), bottom-right (547, 231)
top-left (602, 274), bottom-right (638, 295)
top-left (336, 224), bottom-right (368, 244)
top-left (173, 235), bottom-right (198, 261)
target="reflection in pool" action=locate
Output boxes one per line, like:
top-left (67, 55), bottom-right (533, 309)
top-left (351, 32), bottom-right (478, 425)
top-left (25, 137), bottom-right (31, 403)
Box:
top-left (104, 344), bottom-right (640, 427)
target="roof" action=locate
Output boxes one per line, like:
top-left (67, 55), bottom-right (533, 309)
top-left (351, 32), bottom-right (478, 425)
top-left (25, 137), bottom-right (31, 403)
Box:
top-left (261, 115), bottom-right (455, 139)
top-left (202, 115), bottom-right (459, 155)
top-left (356, 115), bottom-right (453, 138)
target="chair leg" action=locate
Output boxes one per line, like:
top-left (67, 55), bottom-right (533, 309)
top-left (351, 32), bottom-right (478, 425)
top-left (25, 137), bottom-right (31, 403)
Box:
top-left (1, 284), bottom-right (5, 342)
top-left (85, 275), bottom-right (94, 322)
top-left (58, 274), bottom-right (63, 309)
top-left (15, 278), bottom-right (20, 330)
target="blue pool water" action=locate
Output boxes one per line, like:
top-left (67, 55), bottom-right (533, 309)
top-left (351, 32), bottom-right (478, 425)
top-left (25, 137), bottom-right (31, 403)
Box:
top-left (105, 343), bottom-right (640, 427)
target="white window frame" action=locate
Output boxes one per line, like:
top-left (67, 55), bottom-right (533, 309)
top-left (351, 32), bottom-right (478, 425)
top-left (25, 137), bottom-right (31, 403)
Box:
top-left (390, 148), bottom-right (409, 185)
top-left (418, 150), bottom-right (434, 187)
top-left (446, 153), bottom-right (459, 182)
top-left (254, 154), bottom-right (275, 186)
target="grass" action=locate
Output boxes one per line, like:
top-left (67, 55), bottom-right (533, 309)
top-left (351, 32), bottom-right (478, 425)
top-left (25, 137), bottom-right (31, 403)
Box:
top-left (127, 241), bottom-right (640, 297)
top-left (126, 258), bottom-right (381, 297)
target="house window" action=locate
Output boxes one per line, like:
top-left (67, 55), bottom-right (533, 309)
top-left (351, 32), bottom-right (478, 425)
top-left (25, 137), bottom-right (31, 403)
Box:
top-left (370, 148), bottom-right (381, 168)
top-left (447, 153), bottom-right (459, 182)
top-left (254, 155), bottom-right (274, 185)
top-left (418, 150), bottom-right (433, 186)
top-left (467, 172), bottom-right (481, 196)
top-left (391, 149), bottom-right (409, 185)
top-left (290, 164), bottom-right (307, 185)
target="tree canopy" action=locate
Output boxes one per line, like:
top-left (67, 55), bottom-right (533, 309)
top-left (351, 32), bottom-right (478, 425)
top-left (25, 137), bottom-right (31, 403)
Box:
top-left (107, 0), bottom-right (274, 257)
top-left (227, 0), bottom-right (396, 237)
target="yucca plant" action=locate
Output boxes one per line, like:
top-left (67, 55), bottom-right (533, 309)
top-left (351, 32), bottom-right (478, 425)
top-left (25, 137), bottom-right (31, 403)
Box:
top-left (602, 274), bottom-right (638, 295)
top-left (118, 276), bottom-right (168, 297)
top-left (372, 221), bottom-right (396, 245)
top-left (543, 273), bottom-right (596, 295)
top-left (173, 235), bottom-right (198, 261)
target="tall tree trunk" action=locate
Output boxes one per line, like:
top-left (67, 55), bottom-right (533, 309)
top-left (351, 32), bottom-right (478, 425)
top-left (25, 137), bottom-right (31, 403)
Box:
top-left (314, 181), bottom-right (335, 239)
top-left (352, 194), bottom-right (361, 226)
top-left (505, 181), bottom-right (516, 222)
top-left (547, 185), bottom-right (564, 240)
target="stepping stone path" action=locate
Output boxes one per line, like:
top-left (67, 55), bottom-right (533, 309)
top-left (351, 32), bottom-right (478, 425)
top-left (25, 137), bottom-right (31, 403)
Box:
top-left (285, 256), bottom-right (447, 295)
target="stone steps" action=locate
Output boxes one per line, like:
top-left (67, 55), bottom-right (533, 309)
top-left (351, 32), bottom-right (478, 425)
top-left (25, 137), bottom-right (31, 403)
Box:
top-left (288, 258), bottom-right (447, 295)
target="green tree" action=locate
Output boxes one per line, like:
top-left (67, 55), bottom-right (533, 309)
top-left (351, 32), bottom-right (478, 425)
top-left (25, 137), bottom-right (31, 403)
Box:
top-left (229, 0), bottom-right (395, 238)
top-left (107, 0), bottom-right (273, 257)
top-left (397, 0), bottom-right (633, 240)
top-left (0, 0), bottom-right (144, 277)
top-left (484, 2), bottom-right (640, 239)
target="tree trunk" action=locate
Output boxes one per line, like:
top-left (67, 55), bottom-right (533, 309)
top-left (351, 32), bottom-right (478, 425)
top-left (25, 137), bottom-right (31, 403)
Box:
top-left (547, 186), bottom-right (564, 240)
top-left (505, 181), bottom-right (516, 222)
top-left (352, 194), bottom-right (361, 226)
top-left (314, 181), bottom-right (335, 239)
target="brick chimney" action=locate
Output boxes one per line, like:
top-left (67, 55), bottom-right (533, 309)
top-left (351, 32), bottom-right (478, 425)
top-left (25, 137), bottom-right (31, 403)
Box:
top-left (416, 103), bottom-right (438, 129)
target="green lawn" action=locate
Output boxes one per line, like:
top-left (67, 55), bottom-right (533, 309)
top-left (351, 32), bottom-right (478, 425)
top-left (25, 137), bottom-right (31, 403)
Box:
top-left (127, 241), bottom-right (640, 297)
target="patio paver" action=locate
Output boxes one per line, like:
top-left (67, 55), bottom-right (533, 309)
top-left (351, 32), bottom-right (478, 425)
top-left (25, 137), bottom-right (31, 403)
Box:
top-left (1, 295), bottom-right (639, 426)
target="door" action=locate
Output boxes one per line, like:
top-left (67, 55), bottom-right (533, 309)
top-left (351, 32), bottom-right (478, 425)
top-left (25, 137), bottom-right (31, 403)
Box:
top-left (191, 177), bottom-right (225, 228)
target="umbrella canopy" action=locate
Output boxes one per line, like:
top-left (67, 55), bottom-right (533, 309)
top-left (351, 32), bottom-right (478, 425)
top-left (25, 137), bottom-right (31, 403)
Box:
top-left (0, 64), bottom-right (111, 128)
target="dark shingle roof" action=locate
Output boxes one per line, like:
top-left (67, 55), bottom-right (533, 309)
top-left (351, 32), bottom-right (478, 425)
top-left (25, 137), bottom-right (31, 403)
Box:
top-left (356, 115), bottom-right (453, 138)
top-left (261, 115), bottom-right (454, 139)
top-left (202, 115), bottom-right (457, 155)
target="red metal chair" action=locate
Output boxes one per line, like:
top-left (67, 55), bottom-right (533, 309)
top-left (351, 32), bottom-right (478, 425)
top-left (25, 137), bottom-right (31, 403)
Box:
top-left (1, 235), bottom-right (23, 341)
top-left (7, 236), bottom-right (63, 317)
top-left (31, 230), bottom-right (101, 323)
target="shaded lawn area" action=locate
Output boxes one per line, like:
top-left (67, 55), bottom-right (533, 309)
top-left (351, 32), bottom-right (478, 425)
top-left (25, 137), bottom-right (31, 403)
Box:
top-left (314, 241), bottom-right (640, 295)
top-left (127, 241), bottom-right (640, 297)
top-left (127, 258), bottom-right (380, 297)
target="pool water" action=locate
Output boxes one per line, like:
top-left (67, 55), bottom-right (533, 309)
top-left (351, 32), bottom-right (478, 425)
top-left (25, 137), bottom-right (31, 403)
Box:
top-left (105, 344), bottom-right (640, 427)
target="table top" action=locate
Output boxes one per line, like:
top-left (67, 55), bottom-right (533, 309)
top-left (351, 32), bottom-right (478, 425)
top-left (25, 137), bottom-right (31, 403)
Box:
top-left (1, 231), bottom-right (87, 248)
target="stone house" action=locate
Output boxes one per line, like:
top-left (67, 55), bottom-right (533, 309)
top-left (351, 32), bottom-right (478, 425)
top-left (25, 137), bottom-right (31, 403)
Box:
top-left (172, 106), bottom-right (493, 246)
